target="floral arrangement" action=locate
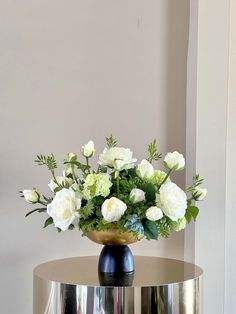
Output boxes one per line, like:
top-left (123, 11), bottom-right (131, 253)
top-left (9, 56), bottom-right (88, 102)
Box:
top-left (20, 135), bottom-right (207, 240)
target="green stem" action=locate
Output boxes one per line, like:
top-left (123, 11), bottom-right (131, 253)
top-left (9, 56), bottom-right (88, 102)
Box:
top-left (38, 200), bottom-right (48, 206)
top-left (160, 169), bottom-right (172, 186)
top-left (116, 172), bottom-right (120, 195)
top-left (86, 157), bottom-right (89, 167)
top-left (51, 170), bottom-right (59, 185)
top-left (71, 166), bottom-right (78, 184)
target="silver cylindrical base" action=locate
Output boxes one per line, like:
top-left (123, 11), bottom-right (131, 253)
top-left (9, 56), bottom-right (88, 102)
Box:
top-left (33, 256), bottom-right (203, 314)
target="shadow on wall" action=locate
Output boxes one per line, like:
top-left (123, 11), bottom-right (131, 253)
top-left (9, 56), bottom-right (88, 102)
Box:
top-left (165, 0), bottom-right (189, 189)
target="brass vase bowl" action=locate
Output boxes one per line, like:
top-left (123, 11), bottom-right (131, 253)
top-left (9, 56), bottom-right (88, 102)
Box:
top-left (87, 229), bottom-right (143, 245)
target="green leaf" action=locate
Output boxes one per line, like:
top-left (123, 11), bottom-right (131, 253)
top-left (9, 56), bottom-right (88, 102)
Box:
top-left (189, 206), bottom-right (199, 220)
top-left (42, 195), bottom-right (53, 203)
top-left (141, 183), bottom-right (156, 202)
top-left (147, 139), bottom-right (162, 163)
top-left (106, 134), bottom-right (118, 148)
top-left (65, 161), bottom-right (90, 173)
top-left (95, 208), bottom-right (103, 218)
top-left (128, 168), bottom-right (136, 178)
top-left (43, 217), bottom-right (53, 228)
top-left (54, 186), bottom-right (62, 193)
top-left (185, 211), bottom-right (192, 223)
top-left (25, 207), bottom-right (46, 217)
top-left (144, 220), bottom-right (158, 240)
top-left (186, 174), bottom-right (204, 193)
top-left (185, 205), bottom-right (199, 223)
top-left (129, 195), bottom-right (136, 203)
top-left (80, 201), bottom-right (94, 219)
top-left (158, 223), bottom-right (170, 238)
top-left (97, 165), bottom-right (108, 173)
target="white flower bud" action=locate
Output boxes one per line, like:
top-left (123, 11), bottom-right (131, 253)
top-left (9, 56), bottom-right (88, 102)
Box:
top-left (81, 141), bottom-right (95, 158)
top-left (136, 159), bottom-right (154, 180)
top-left (164, 151), bottom-right (185, 171)
top-left (194, 187), bottom-right (207, 200)
top-left (146, 206), bottom-right (163, 221)
top-left (68, 153), bottom-right (77, 162)
top-left (22, 190), bottom-right (39, 203)
top-left (130, 188), bottom-right (146, 203)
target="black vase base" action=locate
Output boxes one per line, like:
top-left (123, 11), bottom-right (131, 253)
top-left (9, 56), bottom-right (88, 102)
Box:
top-left (98, 245), bottom-right (135, 273)
top-left (98, 245), bottom-right (135, 286)
top-left (99, 271), bottom-right (134, 287)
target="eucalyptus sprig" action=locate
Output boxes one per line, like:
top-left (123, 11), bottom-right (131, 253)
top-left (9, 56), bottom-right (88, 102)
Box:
top-left (186, 175), bottom-right (204, 193)
top-left (147, 139), bottom-right (162, 163)
top-left (106, 134), bottom-right (118, 148)
top-left (35, 154), bottom-right (57, 180)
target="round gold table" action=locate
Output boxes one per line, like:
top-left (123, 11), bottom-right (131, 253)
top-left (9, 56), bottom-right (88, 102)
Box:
top-left (33, 256), bottom-right (203, 314)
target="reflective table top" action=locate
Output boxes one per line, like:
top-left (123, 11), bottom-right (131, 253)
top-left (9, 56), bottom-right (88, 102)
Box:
top-left (34, 256), bottom-right (202, 287)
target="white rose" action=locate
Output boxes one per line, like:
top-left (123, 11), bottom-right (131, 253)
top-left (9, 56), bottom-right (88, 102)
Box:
top-left (164, 151), bottom-right (185, 171)
top-left (81, 140), bottom-right (95, 158)
top-left (48, 176), bottom-right (73, 192)
top-left (158, 182), bottom-right (187, 221)
top-left (22, 190), bottom-right (39, 203)
top-left (146, 206), bottom-right (163, 221)
top-left (130, 188), bottom-right (146, 203)
top-left (99, 147), bottom-right (137, 171)
top-left (101, 197), bottom-right (127, 222)
top-left (194, 187), bottom-right (207, 200)
top-left (136, 159), bottom-right (154, 179)
top-left (47, 188), bottom-right (81, 231)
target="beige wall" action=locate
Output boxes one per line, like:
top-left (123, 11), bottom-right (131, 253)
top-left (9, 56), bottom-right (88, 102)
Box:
top-left (0, 1), bottom-right (189, 313)
top-left (225, 0), bottom-right (236, 312)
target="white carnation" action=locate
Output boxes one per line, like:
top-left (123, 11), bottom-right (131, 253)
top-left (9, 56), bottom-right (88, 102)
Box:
top-left (136, 159), bottom-right (154, 179)
top-left (146, 206), bottom-right (163, 221)
top-left (99, 147), bottom-right (136, 171)
top-left (164, 151), bottom-right (185, 171)
top-left (101, 197), bottom-right (127, 222)
top-left (158, 182), bottom-right (187, 221)
top-left (47, 189), bottom-right (81, 231)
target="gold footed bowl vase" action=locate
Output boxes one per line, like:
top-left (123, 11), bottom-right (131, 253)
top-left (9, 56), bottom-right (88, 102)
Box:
top-left (87, 229), bottom-right (143, 287)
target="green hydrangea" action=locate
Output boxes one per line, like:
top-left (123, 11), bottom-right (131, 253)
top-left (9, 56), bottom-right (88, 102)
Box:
top-left (171, 217), bottom-right (187, 231)
top-left (147, 170), bottom-right (171, 186)
top-left (83, 174), bottom-right (112, 200)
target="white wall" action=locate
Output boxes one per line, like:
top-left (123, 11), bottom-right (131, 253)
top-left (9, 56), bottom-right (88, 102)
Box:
top-left (0, 1), bottom-right (189, 313)
top-left (187, 0), bottom-right (236, 312)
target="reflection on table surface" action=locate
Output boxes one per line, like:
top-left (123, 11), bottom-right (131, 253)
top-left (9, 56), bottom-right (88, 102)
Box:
top-left (34, 256), bottom-right (202, 287)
